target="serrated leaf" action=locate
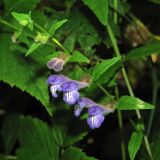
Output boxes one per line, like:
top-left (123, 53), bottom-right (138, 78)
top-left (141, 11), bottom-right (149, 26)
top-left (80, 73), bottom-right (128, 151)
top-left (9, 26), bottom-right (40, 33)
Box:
top-left (63, 147), bottom-right (96, 160)
top-left (128, 132), bottom-right (143, 160)
top-left (69, 51), bottom-right (90, 63)
top-left (25, 43), bottom-right (41, 56)
top-left (92, 56), bottom-right (122, 81)
top-left (125, 42), bottom-right (160, 61)
top-left (49, 19), bottom-right (68, 35)
top-left (82, 0), bottom-right (109, 26)
top-left (116, 96), bottom-right (155, 110)
top-left (0, 34), bottom-right (53, 115)
top-left (16, 116), bottom-right (59, 160)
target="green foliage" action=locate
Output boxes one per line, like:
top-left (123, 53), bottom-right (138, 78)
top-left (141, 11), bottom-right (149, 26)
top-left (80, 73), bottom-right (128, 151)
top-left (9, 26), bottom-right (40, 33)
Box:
top-left (149, 0), bottom-right (160, 4)
top-left (125, 42), bottom-right (160, 61)
top-left (82, 0), bottom-right (109, 26)
top-left (116, 96), bottom-right (155, 110)
top-left (128, 132), bottom-right (143, 160)
top-left (69, 50), bottom-right (90, 63)
top-left (92, 56), bottom-right (122, 81)
top-left (3, 0), bottom-right (41, 13)
top-left (26, 43), bottom-right (41, 56)
top-left (49, 19), bottom-right (68, 35)
top-left (1, 114), bottom-right (19, 154)
top-left (62, 147), bottom-right (96, 160)
top-left (0, 34), bottom-right (53, 115)
top-left (16, 116), bottom-right (59, 160)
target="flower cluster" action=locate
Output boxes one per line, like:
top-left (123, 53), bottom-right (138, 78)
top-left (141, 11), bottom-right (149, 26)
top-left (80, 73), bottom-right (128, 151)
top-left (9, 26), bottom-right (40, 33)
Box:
top-left (47, 74), bottom-right (114, 129)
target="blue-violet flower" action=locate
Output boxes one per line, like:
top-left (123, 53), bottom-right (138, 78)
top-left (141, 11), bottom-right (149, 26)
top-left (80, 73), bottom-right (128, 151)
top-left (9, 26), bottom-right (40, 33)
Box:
top-left (61, 81), bottom-right (88, 105)
top-left (47, 75), bottom-right (69, 97)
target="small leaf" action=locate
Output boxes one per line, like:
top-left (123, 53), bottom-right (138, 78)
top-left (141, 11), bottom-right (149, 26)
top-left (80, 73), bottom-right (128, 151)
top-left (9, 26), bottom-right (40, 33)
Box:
top-left (116, 96), bottom-right (155, 110)
top-left (92, 56), bottom-right (122, 81)
top-left (69, 51), bottom-right (90, 63)
top-left (26, 43), bottom-right (41, 56)
top-left (12, 12), bottom-right (30, 26)
top-left (49, 19), bottom-right (68, 35)
top-left (82, 0), bottom-right (109, 26)
top-left (125, 42), bottom-right (160, 61)
top-left (128, 132), bottom-right (143, 160)
top-left (63, 147), bottom-right (96, 160)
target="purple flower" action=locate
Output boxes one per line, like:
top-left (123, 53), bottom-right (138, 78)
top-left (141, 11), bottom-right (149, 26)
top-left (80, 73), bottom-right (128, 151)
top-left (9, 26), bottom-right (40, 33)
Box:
top-left (87, 106), bottom-right (106, 129)
top-left (47, 75), bottom-right (69, 97)
top-left (61, 81), bottom-right (89, 105)
top-left (74, 97), bottom-right (97, 117)
top-left (47, 57), bottom-right (65, 72)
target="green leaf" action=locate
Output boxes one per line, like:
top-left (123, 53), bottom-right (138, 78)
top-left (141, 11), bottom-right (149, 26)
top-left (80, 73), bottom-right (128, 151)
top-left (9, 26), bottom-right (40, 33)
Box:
top-left (0, 34), bottom-right (53, 115)
top-left (63, 147), bottom-right (96, 160)
top-left (92, 56), bottom-right (122, 81)
top-left (1, 114), bottom-right (20, 154)
top-left (25, 43), bottom-right (41, 56)
top-left (3, 0), bottom-right (41, 13)
top-left (49, 19), bottom-right (68, 35)
top-left (16, 116), bottom-right (59, 160)
top-left (11, 12), bottom-right (30, 26)
top-left (82, 0), bottom-right (109, 26)
top-left (116, 96), bottom-right (155, 110)
top-left (125, 42), bottom-right (160, 61)
top-left (128, 132), bottom-right (143, 160)
top-left (69, 50), bottom-right (90, 63)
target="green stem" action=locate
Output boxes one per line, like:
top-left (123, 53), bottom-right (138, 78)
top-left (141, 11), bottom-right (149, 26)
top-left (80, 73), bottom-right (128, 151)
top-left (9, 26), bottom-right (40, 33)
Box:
top-left (52, 38), bottom-right (70, 55)
top-left (106, 23), bottom-right (153, 159)
top-left (147, 67), bottom-right (158, 137)
top-left (113, 2), bottom-right (126, 159)
top-left (115, 86), bottom-right (126, 160)
top-left (0, 18), bottom-right (19, 31)
top-left (34, 22), bottom-right (47, 33)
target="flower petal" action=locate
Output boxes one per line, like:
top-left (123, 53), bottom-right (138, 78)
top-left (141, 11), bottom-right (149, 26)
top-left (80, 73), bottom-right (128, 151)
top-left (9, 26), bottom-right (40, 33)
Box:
top-left (47, 75), bottom-right (69, 85)
top-left (61, 81), bottom-right (79, 92)
top-left (47, 58), bottom-right (65, 72)
top-left (63, 90), bottom-right (80, 105)
top-left (77, 97), bottom-right (97, 108)
top-left (88, 106), bottom-right (105, 116)
top-left (87, 114), bottom-right (105, 129)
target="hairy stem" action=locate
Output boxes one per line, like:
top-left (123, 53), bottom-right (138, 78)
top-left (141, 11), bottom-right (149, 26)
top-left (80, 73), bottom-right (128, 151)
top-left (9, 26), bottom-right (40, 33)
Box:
top-left (106, 23), bottom-right (153, 159)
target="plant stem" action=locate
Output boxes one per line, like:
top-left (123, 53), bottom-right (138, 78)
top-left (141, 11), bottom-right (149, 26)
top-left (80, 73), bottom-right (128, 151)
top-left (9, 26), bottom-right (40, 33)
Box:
top-left (113, 2), bottom-right (126, 160)
top-left (147, 67), bottom-right (158, 137)
top-left (34, 22), bottom-right (47, 33)
top-left (115, 86), bottom-right (126, 160)
top-left (106, 23), bottom-right (153, 159)
top-left (0, 18), bottom-right (19, 31)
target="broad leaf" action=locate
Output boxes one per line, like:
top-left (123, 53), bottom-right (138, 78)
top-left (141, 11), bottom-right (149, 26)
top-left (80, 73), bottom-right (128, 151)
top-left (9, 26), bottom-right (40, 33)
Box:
top-left (128, 132), bottom-right (143, 160)
top-left (1, 114), bottom-right (20, 154)
top-left (16, 116), bottom-right (59, 160)
top-left (0, 34), bottom-right (53, 115)
top-left (92, 56), bottom-right (122, 81)
top-left (82, 0), bottom-right (109, 26)
top-left (69, 50), bottom-right (90, 63)
top-left (62, 147), bottom-right (96, 160)
top-left (125, 42), bottom-right (160, 61)
top-left (116, 96), bottom-right (155, 110)
top-left (26, 43), bottom-right (41, 56)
